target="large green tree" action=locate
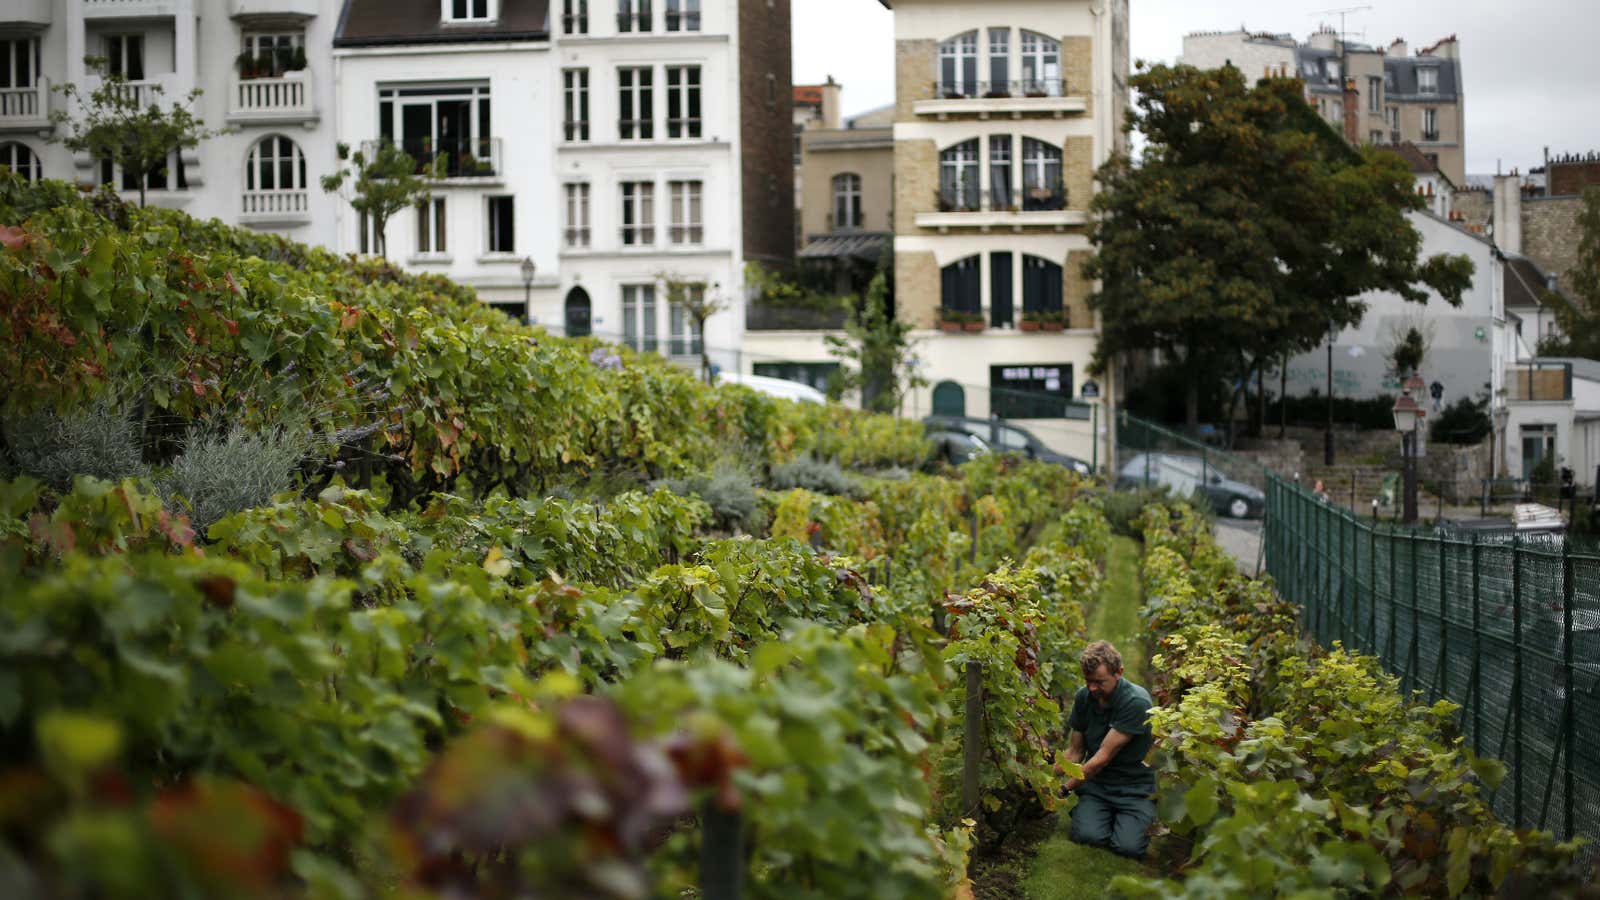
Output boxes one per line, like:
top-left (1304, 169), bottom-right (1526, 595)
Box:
top-left (1539, 187), bottom-right (1600, 358)
top-left (1085, 63), bottom-right (1474, 428)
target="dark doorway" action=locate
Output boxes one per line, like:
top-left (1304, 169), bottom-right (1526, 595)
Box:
top-left (564, 287), bottom-right (592, 338)
top-left (932, 380), bottom-right (966, 417)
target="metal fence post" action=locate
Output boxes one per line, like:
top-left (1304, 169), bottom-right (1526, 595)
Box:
top-left (1512, 533), bottom-right (1524, 830)
top-left (1368, 522), bottom-right (1378, 652)
top-left (1470, 533), bottom-right (1482, 758)
top-left (1562, 540), bottom-right (1575, 841)
top-left (1387, 524), bottom-right (1398, 666)
top-left (701, 804), bottom-right (744, 900)
top-left (1408, 531), bottom-right (1420, 694)
top-left (1438, 534), bottom-right (1449, 701)
top-left (963, 661), bottom-right (983, 819)
top-left (1337, 506), bottom-right (1347, 646)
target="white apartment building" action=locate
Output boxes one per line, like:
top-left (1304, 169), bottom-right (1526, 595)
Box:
top-left (3, 0), bottom-right (342, 248)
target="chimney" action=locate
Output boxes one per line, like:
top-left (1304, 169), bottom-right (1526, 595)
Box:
top-left (1493, 174), bottom-right (1523, 254)
top-left (1343, 77), bottom-right (1360, 144)
top-left (1389, 38), bottom-right (1408, 57)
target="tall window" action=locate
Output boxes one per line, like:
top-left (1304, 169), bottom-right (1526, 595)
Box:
top-left (832, 173), bottom-right (862, 229)
top-left (245, 135), bottom-right (306, 194)
top-left (0, 142), bottom-right (40, 182)
top-left (938, 31), bottom-right (978, 97)
top-left (621, 181), bottom-right (655, 245)
top-left (1387, 106), bottom-right (1400, 129)
top-left (563, 0), bottom-right (588, 34)
top-left (623, 284), bottom-right (657, 352)
top-left (377, 83), bottom-right (493, 178)
top-left (241, 33), bottom-right (304, 77)
top-left (670, 286), bottom-right (704, 355)
top-left (1021, 138), bottom-right (1063, 210)
top-left (989, 136), bottom-right (1012, 210)
top-left (0, 38), bottom-right (38, 91)
top-left (443, 0), bottom-right (493, 22)
top-left (416, 196), bottom-right (446, 254)
top-left (102, 151), bottom-right (184, 192)
top-left (666, 66), bottom-right (702, 138)
top-left (486, 196), bottom-right (515, 253)
top-left (1367, 76), bottom-right (1382, 112)
top-left (1422, 107), bottom-right (1438, 141)
top-left (1021, 255), bottom-right (1063, 314)
top-left (618, 0), bottom-right (653, 33)
top-left (940, 256), bottom-right (981, 314)
top-left (669, 180), bottom-right (703, 244)
top-left (619, 66), bottom-right (654, 140)
top-left (1019, 31), bottom-right (1060, 95)
top-left (939, 139), bottom-right (980, 212)
top-left (987, 28), bottom-right (1010, 91)
top-left (565, 183), bottom-right (591, 248)
top-left (564, 69), bottom-right (590, 141)
top-left (104, 34), bottom-right (145, 80)
top-left (1418, 66), bottom-right (1438, 95)
top-left (666, 0), bottom-right (701, 31)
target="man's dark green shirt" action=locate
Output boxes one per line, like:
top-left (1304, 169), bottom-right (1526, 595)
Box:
top-left (1067, 678), bottom-right (1155, 794)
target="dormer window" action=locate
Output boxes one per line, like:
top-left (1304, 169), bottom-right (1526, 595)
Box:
top-left (443, 0), bottom-right (495, 23)
top-left (1418, 66), bottom-right (1438, 95)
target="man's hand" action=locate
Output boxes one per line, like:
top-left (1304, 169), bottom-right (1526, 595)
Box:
top-left (1062, 776), bottom-right (1084, 793)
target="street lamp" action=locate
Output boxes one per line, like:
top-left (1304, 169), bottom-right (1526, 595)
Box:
top-left (520, 256), bottom-right (537, 323)
top-left (1325, 321), bottom-right (1337, 466)
top-left (1393, 390), bottom-right (1423, 524)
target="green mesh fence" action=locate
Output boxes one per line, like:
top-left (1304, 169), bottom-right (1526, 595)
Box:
top-left (1266, 476), bottom-right (1600, 845)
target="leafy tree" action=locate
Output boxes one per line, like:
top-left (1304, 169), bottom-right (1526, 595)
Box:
top-left (1085, 64), bottom-right (1474, 428)
top-left (826, 271), bottom-right (924, 414)
top-left (1539, 187), bottom-right (1600, 358)
top-left (1388, 326), bottom-right (1428, 377)
top-left (320, 141), bottom-right (438, 259)
top-left (657, 272), bottom-right (726, 383)
top-left (49, 59), bottom-right (222, 208)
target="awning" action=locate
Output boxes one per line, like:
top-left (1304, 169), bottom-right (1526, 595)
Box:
top-left (798, 232), bottom-right (889, 262)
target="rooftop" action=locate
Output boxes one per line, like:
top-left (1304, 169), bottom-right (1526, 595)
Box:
top-left (336, 0), bottom-right (550, 47)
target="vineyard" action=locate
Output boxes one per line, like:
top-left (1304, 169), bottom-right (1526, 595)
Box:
top-left (0, 171), bottom-right (1593, 898)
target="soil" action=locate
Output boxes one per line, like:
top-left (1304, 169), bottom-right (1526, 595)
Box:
top-left (967, 812), bottom-right (1059, 900)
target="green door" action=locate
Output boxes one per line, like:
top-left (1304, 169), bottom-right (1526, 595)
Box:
top-left (932, 380), bottom-right (966, 417)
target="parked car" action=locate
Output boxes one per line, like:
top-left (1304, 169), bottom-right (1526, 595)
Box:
top-left (1117, 452), bottom-right (1265, 519)
top-left (922, 415), bottom-right (1093, 476)
top-left (927, 430), bottom-right (991, 467)
top-left (714, 372), bottom-right (827, 405)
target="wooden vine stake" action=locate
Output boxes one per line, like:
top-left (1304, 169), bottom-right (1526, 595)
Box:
top-left (700, 802), bottom-right (744, 900)
top-left (962, 660), bottom-right (983, 822)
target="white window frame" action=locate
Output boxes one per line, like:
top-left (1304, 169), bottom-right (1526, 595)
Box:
top-left (441, 0), bottom-right (497, 24)
top-left (1418, 66), bottom-right (1438, 95)
top-left (987, 28), bottom-right (1010, 90)
top-left (1423, 107), bottom-right (1438, 140)
top-left (485, 195), bottom-right (515, 254)
top-left (939, 139), bottom-right (980, 210)
top-left (666, 0), bottom-right (701, 32)
top-left (0, 37), bottom-right (39, 90)
top-left (666, 65), bottom-right (702, 139)
top-left (101, 149), bottom-right (185, 193)
top-left (669, 180), bottom-right (703, 245)
top-left (0, 141), bottom-right (41, 182)
top-left (416, 195), bottom-right (447, 256)
top-left (103, 34), bottom-right (145, 80)
top-left (622, 283), bottom-right (658, 353)
top-left (619, 66), bottom-right (654, 140)
top-left (244, 135), bottom-right (306, 193)
top-left (618, 0), bottom-right (653, 33)
top-left (938, 31), bottom-right (978, 96)
top-left (241, 32), bottom-right (305, 78)
top-left (564, 68), bottom-right (590, 141)
top-left (562, 0), bottom-right (588, 34)
top-left (832, 172), bottom-right (862, 230)
top-left (564, 182), bottom-right (591, 248)
top-left (621, 181), bottom-right (655, 246)
top-left (670, 288), bottom-right (705, 356)
top-left (1019, 31), bottom-right (1060, 95)
top-left (1367, 76), bottom-right (1381, 112)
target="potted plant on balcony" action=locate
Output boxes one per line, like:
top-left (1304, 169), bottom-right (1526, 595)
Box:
top-left (1038, 309), bottom-right (1067, 332)
top-left (236, 50), bottom-right (261, 80)
top-left (963, 312), bottom-right (986, 332)
top-left (1019, 311), bottom-right (1042, 332)
top-left (283, 46), bottom-right (308, 77)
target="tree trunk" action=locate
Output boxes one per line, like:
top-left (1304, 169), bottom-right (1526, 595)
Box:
top-left (1184, 376), bottom-right (1200, 431)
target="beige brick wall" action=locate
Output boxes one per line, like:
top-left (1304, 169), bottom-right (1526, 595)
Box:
top-left (1064, 250), bottom-right (1093, 330)
top-left (1063, 136), bottom-right (1094, 213)
top-left (1523, 196), bottom-right (1586, 295)
top-left (896, 250), bottom-right (940, 329)
top-left (1062, 36), bottom-right (1093, 118)
top-left (1455, 189), bottom-right (1492, 230)
top-left (895, 139), bottom-right (937, 236)
top-left (896, 40), bottom-right (936, 121)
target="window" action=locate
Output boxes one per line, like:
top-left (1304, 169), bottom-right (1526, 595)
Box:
top-left (666, 66), bottom-right (701, 138)
top-left (1021, 138), bottom-right (1063, 210)
top-left (832, 173), bottom-right (862, 229)
top-left (939, 139), bottom-right (980, 212)
top-left (0, 38), bottom-right (39, 90)
top-left (621, 181), bottom-right (655, 245)
top-left (242, 32), bottom-right (304, 77)
top-left (443, 0), bottom-right (493, 22)
top-left (101, 150), bottom-right (185, 192)
top-left (669, 180), bottom-right (703, 244)
top-left (1387, 106), bottom-right (1400, 129)
top-left (0, 142), bottom-right (40, 182)
top-left (1370, 130), bottom-right (1385, 145)
top-left (666, 0), bottom-right (700, 31)
top-left (358, 210), bottom-right (376, 255)
top-left (1325, 59), bottom-right (1341, 82)
top-left (938, 31), bottom-right (978, 97)
top-left (622, 284), bottom-right (658, 352)
top-left (1423, 108), bottom-right (1438, 141)
top-left (564, 183), bottom-right (591, 247)
top-left (1022, 255), bottom-right (1063, 314)
top-left (1418, 66), bottom-right (1438, 95)
top-left (564, 69), bottom-right (590, 141)
top-left (989, 136), bottom-right (1012, 210)
top-left (988, 28), bottom-right (1009, 91)
top-left (618, 0), bottom-right (653, 33)
top-left (244, 135), bottom-right (306, 194)
top-left (940, 256), bottom-right (980, 315)
top-left (990, 251), bottom-right (1013, 327)
top-left (416, 196), bottom-right (446, 254)
top-left (104, 34), bottom-right (145, 80)
top-left (563, 0), bottom-right (588, 34)
top-left (754, 362), bottom-right (839, 394)
top-left (1368, 76), bottom-right (1381, 112)
top-left (487, 196), bottom-right (515, 253)
top-left (1019, 31), bottom-right (1060, 95)
top-left (670, 287), bottom-right (704, 356)
top-left (992, 364), bottom-right (1072, 418)
top-left (619, 66), bottom-right (654, 140)
top-left (377, 83), bottom-right (494, 178)
top-left (1331, 99), bottom-right (1343, 121)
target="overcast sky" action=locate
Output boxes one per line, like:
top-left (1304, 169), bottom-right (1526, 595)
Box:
top-left (793, 0), bottom-right (1600, 176)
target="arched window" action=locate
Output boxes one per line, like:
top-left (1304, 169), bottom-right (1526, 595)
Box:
top-left (1022, 255), bottom-right (1063, 315)
top-left (246, 135), bottom-right (307, 194)
top-left (1020, 31), bottom-right (1061, 95)
top-left (1021, 138), bottom-right (1063, 210)
top-left (938, 30), bottom-right (978, 97)
top-left (0, 142), bottom-right (41, 182)
top-left (940, 255), bottom-right (981, 316)
top-left (831, 173), bottom-right (862, 230)
top-left (939, 139), bottom-right (980, 211)
top-left (564, 286), bottom-right (593, 337)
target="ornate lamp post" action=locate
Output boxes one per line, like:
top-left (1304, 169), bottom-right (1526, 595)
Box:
top-left (519, 256), bottom-right (537, 323)
top-left (1392, 373), bottom-right (1427, 525)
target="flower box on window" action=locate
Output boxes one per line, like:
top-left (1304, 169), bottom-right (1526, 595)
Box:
top-left (939, 310), bottom-right (984, 333)
top-left (1021, 309), bottom-right (1066, 332)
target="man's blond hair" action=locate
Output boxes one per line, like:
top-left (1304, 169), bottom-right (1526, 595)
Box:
top-left (1079, 640), bottom-right (1123, 676)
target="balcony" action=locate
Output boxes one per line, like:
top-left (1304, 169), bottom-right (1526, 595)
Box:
top-left (82, 0), bottom-right (178, 20)
top-left (227, 71), bottom-right (318, 127)
top-left (0, 79), bottom-right (52, 134)
top-left (359, 137), bottom-right (503, 183)
top-left (228, 0), bottom-right (319, 19)
top-left (86, 74), bottom-right (183, 110)
top-left (915, 185), bottom-right (1084, 232)
top-left (914, 80), bottom-right (1087, 119)
top-left (240, 189), bottom-right (309, 227)
top-left (3, 0), bottom-right (51, 27)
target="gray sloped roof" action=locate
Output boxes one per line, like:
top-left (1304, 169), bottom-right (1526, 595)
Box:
top-left (1384, 57), bottom-right (1460, 101)
top-left (336, 0), bottom-right (549, 47)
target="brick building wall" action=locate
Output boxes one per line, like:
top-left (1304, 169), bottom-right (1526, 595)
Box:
top-left (739, 0), bottom-right (795, 265)
top-left (895, 251), bottom-right (940, 328)
top-left (894, 138), bottom-right (937, 236)
top-left (1523, 196), bottom-right (1586, 295)
top-left (895, 40), bottom-right (936, 121)
top-left (1455, 188), bottom-right (1493, 231)
top-left (1549, 158), bottom-right (1600, 198)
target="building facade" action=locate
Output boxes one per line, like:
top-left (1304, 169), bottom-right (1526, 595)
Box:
top-left (1180, 29), bottom-right (1467, 185)
top-left (3, 0), bottom-right (342, 248)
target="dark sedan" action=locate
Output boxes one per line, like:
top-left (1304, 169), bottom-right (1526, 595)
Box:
top-left (923, 415), bottom-right (1093, 476)
top-left (1117, 452), bottom-right (1265, 519)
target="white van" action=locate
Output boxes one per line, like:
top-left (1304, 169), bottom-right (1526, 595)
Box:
top-left (714, 372), bottom-right (828, 405)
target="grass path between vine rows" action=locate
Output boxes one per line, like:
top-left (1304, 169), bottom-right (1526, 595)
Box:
top-left (1020, 535), bottom-right (1154, 898)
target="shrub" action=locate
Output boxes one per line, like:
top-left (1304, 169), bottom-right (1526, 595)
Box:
top-left (1430, 394), bottom-right (1492, 444)
top-left (2, 401), bottom-right (147, 490)
top-left (769, 455), bottom-right (858, 497)
top-left (1103, 485), bottom-right (1177, 538)
top-left (162, 424), bottom-right (309, 531)
top-left (653, 463), bottom-right (764, 533)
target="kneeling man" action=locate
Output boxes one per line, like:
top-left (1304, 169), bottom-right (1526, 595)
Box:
top-left (1062, 640), bottom-right (1156, 859)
